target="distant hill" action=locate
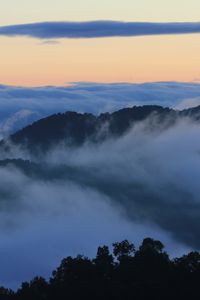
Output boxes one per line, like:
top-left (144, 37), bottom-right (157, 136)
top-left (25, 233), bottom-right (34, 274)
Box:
top-left (1, 105), bottom-right (200, 154)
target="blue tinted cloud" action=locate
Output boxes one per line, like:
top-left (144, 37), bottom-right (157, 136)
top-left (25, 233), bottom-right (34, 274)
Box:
top-left (0, 21), bottom-right (200, 39)
top-left (0, 82), bottom-right (200, 138)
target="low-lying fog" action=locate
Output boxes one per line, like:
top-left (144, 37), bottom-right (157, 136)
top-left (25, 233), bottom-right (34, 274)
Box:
top-left (0, 117), bottom-right (199, 288)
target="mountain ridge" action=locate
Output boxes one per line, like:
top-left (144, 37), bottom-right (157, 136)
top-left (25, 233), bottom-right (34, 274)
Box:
top-left (1, 104), bottom-right (200, 154)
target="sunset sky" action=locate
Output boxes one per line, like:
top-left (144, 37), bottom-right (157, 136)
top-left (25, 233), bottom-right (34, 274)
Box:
top-left (0, 0), bottom-right (200, 86)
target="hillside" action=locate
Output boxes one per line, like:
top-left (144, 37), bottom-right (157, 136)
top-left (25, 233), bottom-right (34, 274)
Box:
top-left (0, 105), bottom-right (178, 153)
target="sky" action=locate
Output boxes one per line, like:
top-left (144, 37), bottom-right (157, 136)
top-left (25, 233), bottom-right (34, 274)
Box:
top-left (0, 0), bottom-right (200, 86)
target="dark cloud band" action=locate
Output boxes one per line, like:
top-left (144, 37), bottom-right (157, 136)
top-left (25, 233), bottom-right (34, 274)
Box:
top-left (0, 21), bottom-right (200, 39)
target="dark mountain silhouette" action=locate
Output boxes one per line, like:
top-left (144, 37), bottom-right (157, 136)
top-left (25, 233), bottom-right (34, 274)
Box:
top-left (0, 104), bottom-right (200, 154)
top-left (1, 104), bottom-right (200, 154)
top-left (1, 105), bottom-right (178, 153)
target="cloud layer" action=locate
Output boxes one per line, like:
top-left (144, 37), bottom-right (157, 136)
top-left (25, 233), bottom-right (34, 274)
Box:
top-left (1, 117), bottom-right (198, 288)
top-left (44, 118), bottom-right (200, 251)
top-left (1, 82), bottom-right (200, 138)
top-left (0, 21), bottom-right (200, 39)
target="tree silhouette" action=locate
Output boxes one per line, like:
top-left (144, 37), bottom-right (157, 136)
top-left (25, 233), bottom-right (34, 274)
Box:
top-left (16, 277), bottom-right (48, 300)
top-left (113, 240), bottom-right (135, 262)
top-left (93, 245), bottom-right (114, 278)
top-left (1, 237), bottom-right (200, 300)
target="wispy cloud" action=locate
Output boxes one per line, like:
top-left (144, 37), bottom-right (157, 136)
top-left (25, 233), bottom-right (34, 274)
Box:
top-left (39, 39), bottom-right (60, 45)
top-left (0, 21), bottom-right (200, 39)
top-left (1, 117), bottom-right (197, 288)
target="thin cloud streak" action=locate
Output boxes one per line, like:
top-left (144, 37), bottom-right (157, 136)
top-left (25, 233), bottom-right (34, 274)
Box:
top-left (0, 21), bottom-right (200, 39)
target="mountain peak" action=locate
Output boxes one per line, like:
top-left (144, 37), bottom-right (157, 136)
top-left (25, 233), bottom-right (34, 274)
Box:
top-left (1, 105), bottom-right (200, 154)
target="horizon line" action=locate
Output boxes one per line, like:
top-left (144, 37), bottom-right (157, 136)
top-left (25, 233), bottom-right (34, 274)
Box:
top-left (0, 80), bottom-right (200, 89)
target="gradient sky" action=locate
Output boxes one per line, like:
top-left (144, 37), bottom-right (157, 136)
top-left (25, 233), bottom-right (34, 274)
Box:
top-left (0, 0), bottom-right (200, 86)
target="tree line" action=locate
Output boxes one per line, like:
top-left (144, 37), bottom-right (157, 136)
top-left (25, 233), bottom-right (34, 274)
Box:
top-left (1, 238), bottom-right (200, 299)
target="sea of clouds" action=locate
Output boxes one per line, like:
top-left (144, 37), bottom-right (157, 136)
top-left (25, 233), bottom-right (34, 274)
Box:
top-left (0, 81), bottom-right (200, 139)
